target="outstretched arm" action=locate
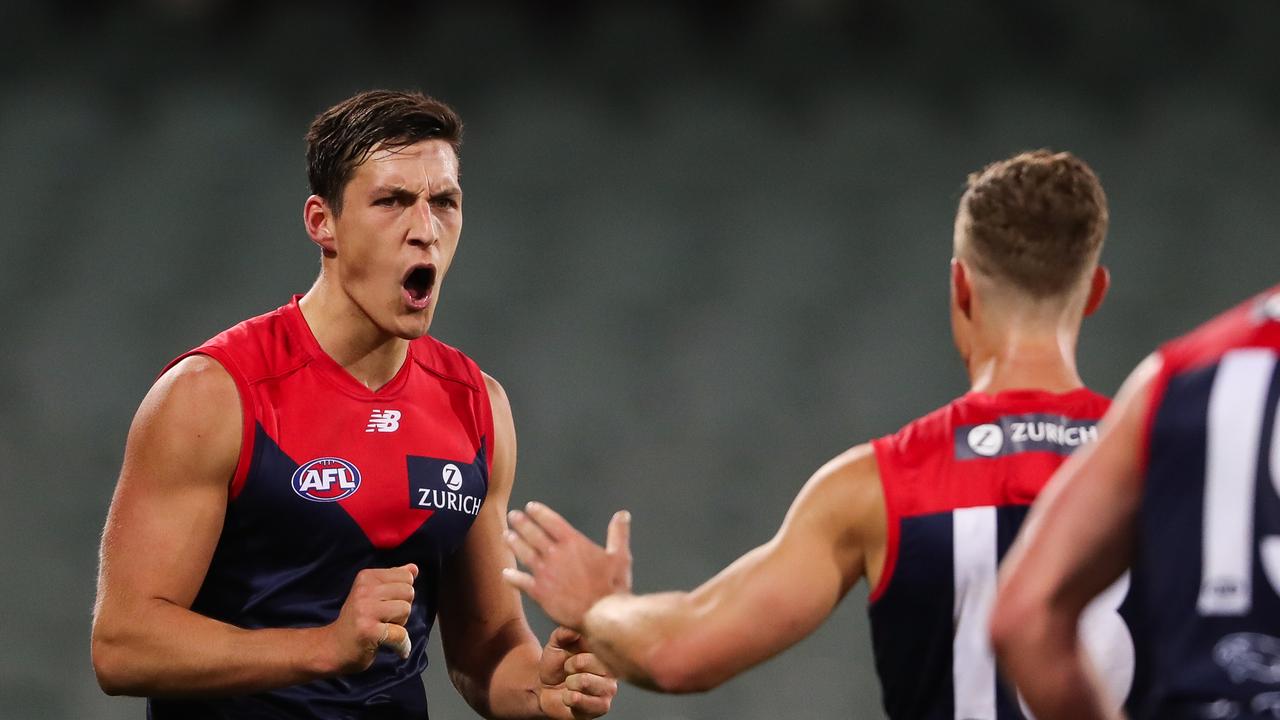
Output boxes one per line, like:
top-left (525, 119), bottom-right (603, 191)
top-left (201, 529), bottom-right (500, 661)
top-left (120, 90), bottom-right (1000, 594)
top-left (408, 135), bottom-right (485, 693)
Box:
top-left (991, 355), bottom-right (1161, 720)
top-left (437, 374), bottom-right (617, 719)
top-left (504, 444), bottom-right (884, 693)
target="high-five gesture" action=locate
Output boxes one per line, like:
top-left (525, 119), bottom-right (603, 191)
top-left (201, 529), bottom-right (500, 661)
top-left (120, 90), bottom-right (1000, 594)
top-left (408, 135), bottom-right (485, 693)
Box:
top-left (502, 503), bottom-right (632, 630)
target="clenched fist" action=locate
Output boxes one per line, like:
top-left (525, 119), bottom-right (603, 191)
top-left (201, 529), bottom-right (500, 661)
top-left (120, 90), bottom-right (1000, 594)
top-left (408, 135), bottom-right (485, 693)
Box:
top-left (323, 563), bottom-right (418, 675)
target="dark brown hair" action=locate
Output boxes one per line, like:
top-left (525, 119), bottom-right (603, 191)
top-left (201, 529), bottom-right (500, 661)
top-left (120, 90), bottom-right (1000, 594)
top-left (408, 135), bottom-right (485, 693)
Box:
top-left (958, 149), bottom-right (1108, 297)
top-left (306, 90), bottom-right (463, 214)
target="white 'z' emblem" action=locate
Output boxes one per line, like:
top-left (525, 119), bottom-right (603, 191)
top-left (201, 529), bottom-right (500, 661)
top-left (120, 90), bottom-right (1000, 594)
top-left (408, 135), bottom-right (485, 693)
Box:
top-left (366, 409), bottom-right (402, 433)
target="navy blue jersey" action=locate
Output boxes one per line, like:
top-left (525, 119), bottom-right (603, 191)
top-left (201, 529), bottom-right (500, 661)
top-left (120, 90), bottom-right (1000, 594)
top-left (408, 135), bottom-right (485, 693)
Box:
top-left (1128, 285), bottom-right (1280, 720)
top-left (147, 298), bottom-right (493, 719)
top-left (870, 389), bottom-right (1133, 719)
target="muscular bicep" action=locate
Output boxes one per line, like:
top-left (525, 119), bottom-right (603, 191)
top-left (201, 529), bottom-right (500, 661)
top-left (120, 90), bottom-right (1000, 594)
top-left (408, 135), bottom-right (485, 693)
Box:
top-left (662, 444), bottom-right (881, 685)
top-left (96, 355), bottom-right (242, 620)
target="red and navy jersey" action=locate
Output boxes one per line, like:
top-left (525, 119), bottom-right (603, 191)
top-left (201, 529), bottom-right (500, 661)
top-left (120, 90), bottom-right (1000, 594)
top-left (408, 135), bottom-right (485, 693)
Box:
top-left (869, 387), bottom-right (1129, 720)
top-left (1128, 284), bottom-right (1280, 720)
top-left (147, 297), bottom-right (494, 720)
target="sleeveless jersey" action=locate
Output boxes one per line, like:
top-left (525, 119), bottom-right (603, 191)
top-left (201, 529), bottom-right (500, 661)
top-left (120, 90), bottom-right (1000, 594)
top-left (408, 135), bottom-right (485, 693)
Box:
top-left (1128, 284), bottom-right (1280, 720)
top-left (147, 297), bottom-right (494, 720)
top-left (869, 387), bottom-right (1131, 720)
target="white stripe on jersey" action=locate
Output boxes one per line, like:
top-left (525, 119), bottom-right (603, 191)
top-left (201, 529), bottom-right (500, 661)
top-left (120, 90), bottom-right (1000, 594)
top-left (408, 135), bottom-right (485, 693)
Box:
top-left (1199, 349), bottom-right (1276, 616)
top-left (953, 506), bottom-right (998, 720)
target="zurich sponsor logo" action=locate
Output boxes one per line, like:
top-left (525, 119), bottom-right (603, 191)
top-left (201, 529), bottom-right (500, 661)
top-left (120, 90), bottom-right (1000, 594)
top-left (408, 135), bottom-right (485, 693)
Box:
top-left (408, 455), bottom-right (484, 517)
top-left (292, 457), bottom-right (362, 502)
top-left (955, 413), bottom-right (1100, 460)
top-left (442, 463), bottom-right (463, 491)
top-left (967, 423), bottom-right (1004, 457)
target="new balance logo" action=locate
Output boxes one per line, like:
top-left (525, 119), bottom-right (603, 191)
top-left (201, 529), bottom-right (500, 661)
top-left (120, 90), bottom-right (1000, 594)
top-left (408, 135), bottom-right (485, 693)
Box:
top-left (366, 409), bottom-right (402, 433)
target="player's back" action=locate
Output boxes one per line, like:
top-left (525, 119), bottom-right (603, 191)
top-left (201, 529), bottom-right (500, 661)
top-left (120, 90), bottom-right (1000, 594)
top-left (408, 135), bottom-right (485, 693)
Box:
top-left (1129, 285), bottom-right (1280, 720)
top-left (869, 387), bottom-right (1129, 719)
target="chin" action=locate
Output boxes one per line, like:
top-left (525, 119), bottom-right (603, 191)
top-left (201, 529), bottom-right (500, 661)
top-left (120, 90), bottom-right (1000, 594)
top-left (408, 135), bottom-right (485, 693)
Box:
top-left (393, 310), bottom-right (435, 340)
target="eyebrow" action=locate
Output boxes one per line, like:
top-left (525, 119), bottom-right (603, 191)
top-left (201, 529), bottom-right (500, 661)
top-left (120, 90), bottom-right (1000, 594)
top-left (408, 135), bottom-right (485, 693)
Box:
top-left (372, 185), bottom-right (421, 200)
top-left (372, 184), bottom-right (462, 199)
top-left (429, 184), bottom-right (462, 199)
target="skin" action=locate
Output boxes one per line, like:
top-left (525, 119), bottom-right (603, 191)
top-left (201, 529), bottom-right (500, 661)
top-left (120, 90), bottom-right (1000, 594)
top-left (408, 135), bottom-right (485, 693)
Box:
top-left (92, 138), bottom-right (616, 719)
top-left (990, 355), bottom-right (1160, 720)
top-left (502, 222), bottom-right (1110, 693)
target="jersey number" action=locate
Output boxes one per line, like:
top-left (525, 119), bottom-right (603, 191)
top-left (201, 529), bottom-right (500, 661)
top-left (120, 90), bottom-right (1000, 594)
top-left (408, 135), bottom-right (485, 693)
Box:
top-left (1199, 349), bottom-right (1280, 616)
top-left (953, 506), bottom-right (1134, 719)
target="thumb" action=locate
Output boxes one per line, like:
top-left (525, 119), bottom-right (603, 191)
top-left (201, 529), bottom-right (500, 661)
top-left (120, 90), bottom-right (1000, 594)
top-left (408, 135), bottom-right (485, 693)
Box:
top-left (606, 510), bottom-right (631, 556)
top-left (380, 622), bottom-right (412, 660)
top-left (550, 625), bottom-right (582, 649)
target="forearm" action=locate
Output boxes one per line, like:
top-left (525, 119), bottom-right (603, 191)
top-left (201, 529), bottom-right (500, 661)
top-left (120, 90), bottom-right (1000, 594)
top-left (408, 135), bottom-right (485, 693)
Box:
top-left (583, 591), bottom-right (696, 693)
top-left (92, 598), bottom-right (334, 697)
top-left (449, 620), bottom-right (545, 719)
top-left (994, 612), bottom-right (1118, 720)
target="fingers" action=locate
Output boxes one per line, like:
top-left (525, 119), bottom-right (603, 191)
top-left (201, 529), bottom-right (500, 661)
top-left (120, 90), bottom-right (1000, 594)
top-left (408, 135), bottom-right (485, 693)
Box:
top-left (379, 599), bottom-right (412, 626)
top-left (561, 676), bottom-right (616, 718)
top-left (379, 622), bottom-right (412, 659)
top-left (506, 526), bottom-right (542, 568)
top-left (372, 580), bottom-right (415, 603)
top-left (501, 567), bottom-right (536, 594)
top-left (605, 510), bottom-right (631, 556)
top-left (566, 671), bottom-right (618, 698)
top-left (360, 564), bottom-right (418, 585)
top-left (522, 501), bottom-right (574, 541)
top-left (550, 625), bottom-right (583, 648)
top-left (508, 508), bottom-right (555, 554)
top-left (564, 651), bottom-right (612, 677)
top-left (347, 564), bottom-right (418, 665)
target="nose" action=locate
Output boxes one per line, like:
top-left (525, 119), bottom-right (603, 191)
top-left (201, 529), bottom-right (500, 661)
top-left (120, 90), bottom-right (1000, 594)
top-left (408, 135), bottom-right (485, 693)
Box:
top-left (407, 198), bottom-right (438, 249)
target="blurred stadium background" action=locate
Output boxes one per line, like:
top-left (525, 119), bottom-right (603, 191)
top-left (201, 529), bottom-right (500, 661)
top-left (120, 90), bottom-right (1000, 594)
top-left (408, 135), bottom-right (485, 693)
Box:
top-left (2, 1), bottom-right (1279, 718)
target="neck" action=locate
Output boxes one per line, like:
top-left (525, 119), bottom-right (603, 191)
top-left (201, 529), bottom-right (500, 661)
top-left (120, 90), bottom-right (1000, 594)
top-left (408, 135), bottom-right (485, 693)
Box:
top-left (298, 275), bottom-right (409, 392)
top-left (965, 320), bottom-right (1084, 395)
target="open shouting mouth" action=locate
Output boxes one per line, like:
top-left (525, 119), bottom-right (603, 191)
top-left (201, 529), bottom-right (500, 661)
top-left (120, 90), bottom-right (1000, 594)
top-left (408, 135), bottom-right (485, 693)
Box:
top-left (402, 264), bottom-right (436, 310)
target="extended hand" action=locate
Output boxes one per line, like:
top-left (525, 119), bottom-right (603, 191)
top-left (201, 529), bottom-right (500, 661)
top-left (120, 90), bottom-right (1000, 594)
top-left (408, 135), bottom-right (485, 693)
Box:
top-left (536, 626), bottom-right (618, 719)
top-left (502, 502), bottom-right (632, 631)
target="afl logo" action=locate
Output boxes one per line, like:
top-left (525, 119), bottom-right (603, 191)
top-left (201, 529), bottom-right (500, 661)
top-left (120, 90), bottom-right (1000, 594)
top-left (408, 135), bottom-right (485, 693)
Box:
top-left (292, 457), bottom-right (362, 502)
top-left (967, 424), bottom-right (1004, 457)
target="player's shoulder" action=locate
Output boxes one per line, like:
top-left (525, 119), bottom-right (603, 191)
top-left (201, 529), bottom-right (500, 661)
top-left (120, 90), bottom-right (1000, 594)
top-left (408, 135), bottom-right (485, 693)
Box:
top-left (156, 353), bottom-right (238, 404)
top-left (139, 353), bottom-right (241, 450)
top-left (1158, 283), bottom-right (1280, 376)
top-left (792, 442), bottom-right (883, 532)
top-left (814, 443), bottom-right (879, 483)
top-left (410, 334), bottom-right (486, 393)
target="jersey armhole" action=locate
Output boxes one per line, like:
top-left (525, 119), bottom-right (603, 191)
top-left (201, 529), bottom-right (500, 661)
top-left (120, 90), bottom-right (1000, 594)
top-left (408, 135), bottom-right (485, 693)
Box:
top-left (473, 364), bottom-right (497, 472)
top-left (162, 347), bottom-right (256, 500)
top-left (868, 439), bottom-right (899, 605)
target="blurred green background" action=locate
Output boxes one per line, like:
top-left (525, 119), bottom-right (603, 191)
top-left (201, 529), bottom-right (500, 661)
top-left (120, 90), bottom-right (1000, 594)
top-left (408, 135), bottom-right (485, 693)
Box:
top-left (2, 1), bottom-right (1279, 718)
